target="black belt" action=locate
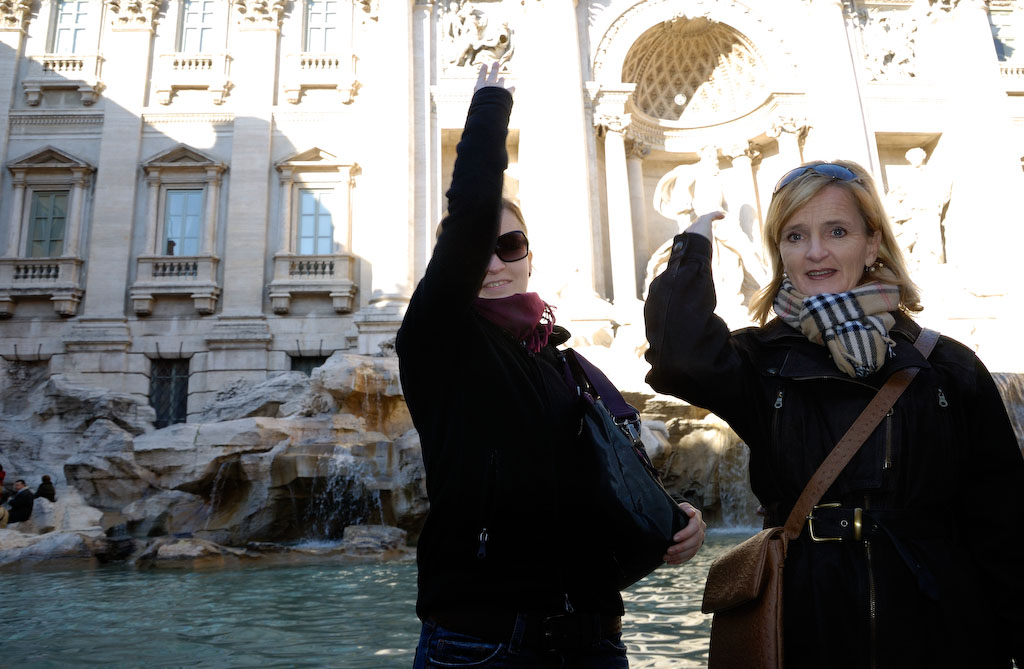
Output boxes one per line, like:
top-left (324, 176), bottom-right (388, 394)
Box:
top-left (427, 608), bottom-right (622, 651)
top-left (804, 504), bottom-right (946, 600)
top-left (805, 505), bottom-right (948, 543)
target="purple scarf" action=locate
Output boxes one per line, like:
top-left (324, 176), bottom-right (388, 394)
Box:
top-left (473, 293), bottom-right (555, 353)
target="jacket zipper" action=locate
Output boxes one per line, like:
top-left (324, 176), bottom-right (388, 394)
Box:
top-left (863, 496), bottom-right (878, 669)
top-left (477, 451), bottom-right (497, 559)
top-left (882, 408), bottom-right (894, 470)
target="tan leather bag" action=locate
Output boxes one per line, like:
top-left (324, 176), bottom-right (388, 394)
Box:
top-left (701, 329), bottom-right (939, 669)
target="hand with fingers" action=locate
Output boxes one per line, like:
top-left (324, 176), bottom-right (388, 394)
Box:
top-left (662, 502), bottom-right (708, 565)
top-left (474, 61), bottom-right (515, 94)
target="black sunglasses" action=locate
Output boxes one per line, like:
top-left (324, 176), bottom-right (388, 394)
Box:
top-left (773, 163), bottom-right (861, 195)
top-left (494, 230), bottom-right (529, 262)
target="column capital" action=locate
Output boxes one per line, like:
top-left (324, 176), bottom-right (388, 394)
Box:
top-left (106, 0), bottom-right (161, 31)
top-left (626, 139), bottom-right (650, 160)
top-left (0, 0), bottom-right (32, 32)
top-left (769, 116), bottom-right (810, 141)
top-left (235, 0), bottom-right (286, 28)
top-left (595, 113), bottom-right (630, 135)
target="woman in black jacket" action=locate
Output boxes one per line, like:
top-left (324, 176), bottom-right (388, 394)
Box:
top-left (398, 63), bottom-right (706, 668)
top-left (644, 160), bottom-right (1024, 668)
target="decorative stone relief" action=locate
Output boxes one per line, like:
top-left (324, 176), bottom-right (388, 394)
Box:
top-left (106, 0), bottom-right (161, 28)
top-left (621, 16), bottom-right (768, 126)
top-left (235, 0), bottom-right (285, 26)
top-left (885, 147), bottom-right (951, 269)
top-left (440, 1), bottom-right (515, 70)
top-left (856, 8), bottom-right (919, 81)
top-left (0, 0), bottom-right (31, 30)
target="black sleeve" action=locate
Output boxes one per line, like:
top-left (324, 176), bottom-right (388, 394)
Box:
top-left (397, 86), bottom-right (512, 366)
top-left (643, 232), bottom-right (763, 440)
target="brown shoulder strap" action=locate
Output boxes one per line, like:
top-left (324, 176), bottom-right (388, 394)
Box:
top-left (782, 328), bottom-right (940, 539)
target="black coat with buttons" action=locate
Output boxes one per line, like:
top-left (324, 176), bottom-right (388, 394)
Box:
top-left (396, 86), bottom-right (622, 623)
top-left (645, 232), bottom-right (1024, 668)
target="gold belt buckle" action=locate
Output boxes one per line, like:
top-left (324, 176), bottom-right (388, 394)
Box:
top-left (807, 504), bottom-right (864, 542)
top-left (807, 502), bottom-right (842, 542)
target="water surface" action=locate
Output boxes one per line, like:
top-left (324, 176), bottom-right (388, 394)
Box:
top-left (9, 531), bottom-right (751, 668)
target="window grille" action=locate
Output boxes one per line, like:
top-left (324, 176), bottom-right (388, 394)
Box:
top-left (305, 0), bottom-right (338, 53)
top-left (150, 359), bottom-right (189, 428)
top-left (291, 355), bottom-right (329, 376)
top-left (28, 191), bottom-right (68, 258)
top-left (54, 0), bottom-right (89, 54)
top-left (164, 189), bottom-right (203, 256)
top-left (298, 189), bottom-right (335, 254)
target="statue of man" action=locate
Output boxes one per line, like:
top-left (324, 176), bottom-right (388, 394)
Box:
top-left (886, 147), bottom-right (950, 267)
top-left (648, 147), bottom-right (767, 327)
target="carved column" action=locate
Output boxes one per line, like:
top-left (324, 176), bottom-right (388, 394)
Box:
top-left (352, 0), bottom-right (414, 355)
top-left (412, 1), bottom-right (434, 282)
top-left (142, 170), bottom-right (160, 255)
top-left (276, 167), bottom-right (294, 255)
top-left (600, 115), bottom-right (640, 305)
top-left (202, 166), bottom-right (222, 256)
top-left (5, 173), bottom-right (25, 256)
top-left (218, 2), bottom-right (281, 318)
top-left (517, 0), bottom-right (597, 300)
top-left (0, 1), bottom-right (32, 253)
top-left (723, 142), bottom-right (763, 252)
top-left (63, 168), bottom-right (88, 258)
top-left (625, 139), bottom-right (650, 291)
top-left (79, 1), bottom-right (156, 319)
top-left (801, 0), bottom-right (875, 170)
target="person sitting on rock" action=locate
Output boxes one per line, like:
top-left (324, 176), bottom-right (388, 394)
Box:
top-left (7, 479), bottom-right (34, 524)
top-left (35, 475), bottom-right (56, 503)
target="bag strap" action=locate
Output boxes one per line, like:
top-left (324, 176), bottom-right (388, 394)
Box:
top-left (782, 327), bottom-right (940, 540)
top-left (562, 349), bottom-right (639, 421)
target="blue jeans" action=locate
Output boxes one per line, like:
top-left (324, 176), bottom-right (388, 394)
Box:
top-left (412, 617), bottom-right (629, 668)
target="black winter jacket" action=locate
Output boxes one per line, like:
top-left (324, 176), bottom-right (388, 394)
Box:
top-left (645, 233), bottom-right (1024, 668)
top-left (396, 87), bottom-right (622, 622)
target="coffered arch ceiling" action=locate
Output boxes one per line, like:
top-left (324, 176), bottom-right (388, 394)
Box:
top-left (622, 17), bottom-right (769, 127)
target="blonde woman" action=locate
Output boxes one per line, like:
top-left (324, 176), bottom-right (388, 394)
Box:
top-left (645, 161), bottom-right (1024, 668)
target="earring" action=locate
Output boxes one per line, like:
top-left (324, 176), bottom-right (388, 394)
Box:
top-left (782, 271), bottom-right (788, 279)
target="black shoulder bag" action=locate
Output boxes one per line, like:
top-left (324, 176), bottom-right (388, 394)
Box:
top-left (561, 349), bottom-right (689, 589)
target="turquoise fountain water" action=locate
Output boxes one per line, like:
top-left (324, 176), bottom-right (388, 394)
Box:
top-left (6, 532), bottom-right (750, 668)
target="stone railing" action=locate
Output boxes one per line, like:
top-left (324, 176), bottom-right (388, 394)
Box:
top-left (22, 54), bottom-right (103, 106)
top-left (130, 254), bottom-right (220, 315)
top-left (269, 252), bottom-right (355, 314)
top-left (1001, 65), bottom-right (1024, 94)
top-left (282, 52), bottom-right (360, 104)
top-left (0, 256), bottom-right (84, 317)
top-left (153, 52), bottom-right (231, 105)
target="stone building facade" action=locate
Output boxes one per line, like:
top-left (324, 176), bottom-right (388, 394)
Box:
top-left (0, 0), bottom-right (1021, 427)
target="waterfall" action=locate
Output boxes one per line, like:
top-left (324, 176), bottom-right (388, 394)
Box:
top-left (304, 446), bottom-right (383, 541)
top-left (203, 461), bottom-right (232, 529)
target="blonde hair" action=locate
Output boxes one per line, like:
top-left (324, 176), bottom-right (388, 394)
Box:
top-left (749, 159), bottom-right (922, 325)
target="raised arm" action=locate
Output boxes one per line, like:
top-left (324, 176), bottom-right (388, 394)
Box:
top-left (400, 64), bottom-right (513, 343)
top-left (643, 212), bottom-right (763, 435)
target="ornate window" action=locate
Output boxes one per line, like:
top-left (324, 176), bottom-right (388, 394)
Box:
top-left (305, 0), bottom-right (338, 53)
top-left (270, 148), bottom-right (358, 314)
top-left (130, 145), bottom-right (225, 316)
top-left (53, 0), bottom-right (89, 54)
top-left (0, 146), bottom-right (93, 318)
top-left (22, 0), bottom-right (104, 106)
top-left (154, 0), bottom-right (230, 105)
top-left (282, 0), bottom-right (359, 104)
top-left (181, 0), bottom-right (215, 52)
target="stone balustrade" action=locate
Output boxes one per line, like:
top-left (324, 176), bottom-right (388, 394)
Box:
top-left (269, 252), bottom-right (356, 314)
top-left (0, 256), bottom-right (84, 317)
top-left (129, 254), bottom-right (220, 315)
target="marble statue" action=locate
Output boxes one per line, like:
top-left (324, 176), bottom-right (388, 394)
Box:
top-left (886, 147), bottom-right (950, 268)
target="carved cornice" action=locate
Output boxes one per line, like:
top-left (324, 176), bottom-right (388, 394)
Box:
top-left (142, 112), bottom-right (235, 125)
top-left (235, 0), bottom-right (286, 27)
top-left (0, 0), bottom-right (32, 31)
top-left (106, 0), bottom-right (161, 30)
top-left (9, 113), bottom-right (105, 126)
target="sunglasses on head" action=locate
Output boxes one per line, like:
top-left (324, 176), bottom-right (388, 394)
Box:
top-left (495, 230), bottom-right (529, 262)
top-left (773, 163), bottom-right (861, 195)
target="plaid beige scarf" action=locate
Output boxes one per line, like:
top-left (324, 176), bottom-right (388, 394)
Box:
top-left (773, 279), bottom-right (900, 378)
